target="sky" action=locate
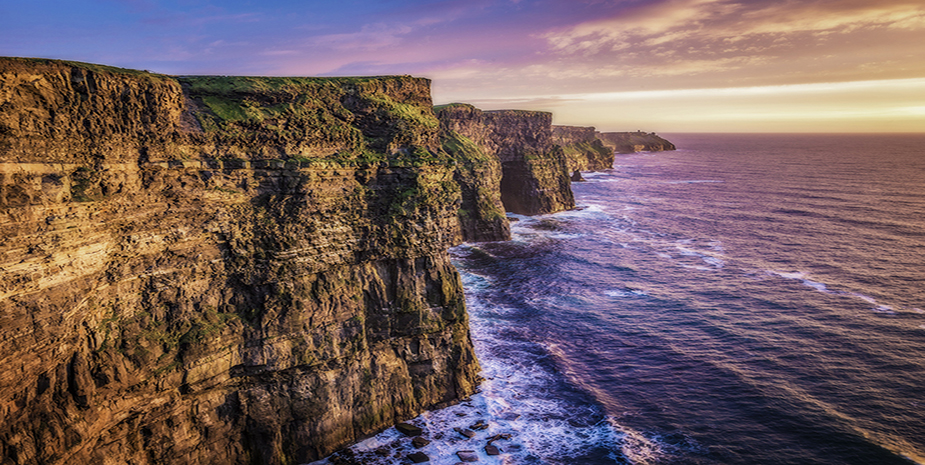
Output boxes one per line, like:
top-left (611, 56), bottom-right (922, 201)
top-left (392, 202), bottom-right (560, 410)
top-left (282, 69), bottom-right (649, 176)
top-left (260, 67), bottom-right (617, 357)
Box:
top-left (2, 0), bottom-right (924, 133)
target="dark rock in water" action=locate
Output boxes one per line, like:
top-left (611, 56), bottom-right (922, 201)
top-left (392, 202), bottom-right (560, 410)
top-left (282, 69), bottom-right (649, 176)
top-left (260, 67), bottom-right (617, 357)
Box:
top-left (470, 419), bottom-right (489, 431)
top-left (374, 447), bottom-right (390, 456)
top-left (571, 169), bottom-right (586, 182)
top-left (454, 427), bottom-right (476, 439)
top-left (456, 450), bottom-right (479, 462)
top-left (397, 423), bottom-right (424, 437)
top-left (412, 436), bottom-right (431, 448)
top-left (485, 444), bottom-right (500, 456)
top-left (408, 451), bottom-right (430, 463)
top-left (487, 433), bottom-right (512, 443)
top-left (329, 451), bottom-right (361, 465)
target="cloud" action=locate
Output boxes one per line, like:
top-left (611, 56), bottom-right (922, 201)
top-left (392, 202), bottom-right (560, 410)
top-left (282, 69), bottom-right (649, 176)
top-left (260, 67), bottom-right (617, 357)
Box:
top-left (558, 77), bottom-right (925, 101)
top-left (261, 49), bottom-right (300, 57)
top-left (307, 23), bottom-right (414, 52)
top-left (545, 0), bottom-right (925, 56)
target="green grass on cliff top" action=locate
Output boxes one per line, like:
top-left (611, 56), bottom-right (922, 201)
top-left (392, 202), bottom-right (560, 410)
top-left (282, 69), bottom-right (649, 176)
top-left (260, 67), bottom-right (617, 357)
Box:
top-left (178, 74), bottom-right (419, 95)
top-left (434, 103), bottom-right (477, 112)
top-left (179, 75), bottom-right (438, 133)
top-left (0, 57), bottom-right (171, 81)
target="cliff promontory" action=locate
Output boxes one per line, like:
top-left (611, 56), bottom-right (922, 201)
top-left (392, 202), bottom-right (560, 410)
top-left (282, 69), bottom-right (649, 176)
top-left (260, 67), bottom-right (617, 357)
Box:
top-left (597, 131), bottom-right (676, 153)
top-left (551, 125), bottom-right (614, 171)
top-left (0, 58), bottom-right (480, 465)
top-left (436, 104), bottom-right (574, 216)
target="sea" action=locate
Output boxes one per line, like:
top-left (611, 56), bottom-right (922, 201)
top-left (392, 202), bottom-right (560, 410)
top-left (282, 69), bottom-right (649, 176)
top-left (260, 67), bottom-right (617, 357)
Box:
top-left (314, 133), bottom-right (925, 465)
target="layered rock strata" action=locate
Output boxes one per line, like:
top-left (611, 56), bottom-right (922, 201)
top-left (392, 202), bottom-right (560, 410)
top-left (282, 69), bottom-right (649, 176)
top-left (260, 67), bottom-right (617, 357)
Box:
top-left (436, 104), bottom-right (574, 216)
top-left (551, 125), bottom-right (614, 171)
top-left (597, 131), bottom-right (677, 153)
top-left (434, 104), bottom-right (510, 242)
top-left (0, 58), bottom-right (479, 465)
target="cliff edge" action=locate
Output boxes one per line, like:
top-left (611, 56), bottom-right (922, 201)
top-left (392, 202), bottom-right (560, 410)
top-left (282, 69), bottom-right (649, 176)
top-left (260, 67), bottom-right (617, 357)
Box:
top-left (0, 58), bottom-right (479, 465)
top-left (597, 131), bottom-right (676, 153)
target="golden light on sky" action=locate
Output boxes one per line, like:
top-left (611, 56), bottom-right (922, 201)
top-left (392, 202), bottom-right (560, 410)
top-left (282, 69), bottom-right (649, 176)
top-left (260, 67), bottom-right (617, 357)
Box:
top-left (3, 0), bottom-right (924, 132)
top-left (452, 78), bottom-right (925, 132)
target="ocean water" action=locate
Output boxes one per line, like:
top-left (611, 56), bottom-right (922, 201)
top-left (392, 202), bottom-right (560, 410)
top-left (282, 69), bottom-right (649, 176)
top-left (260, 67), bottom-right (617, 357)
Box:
top-left (315, 133), bottom-right (925, 465)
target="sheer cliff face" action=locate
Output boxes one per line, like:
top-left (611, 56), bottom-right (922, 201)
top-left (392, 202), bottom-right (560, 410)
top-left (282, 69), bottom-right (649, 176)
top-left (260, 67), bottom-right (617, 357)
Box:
top-left (551, 125), bottom-right (614, 172)
top-left (597, 131), bottom-right (677, 153)
top-left (435, 104), bottom-right (510, 242)
top-left (0, 58), bottom-right (479, 465)
top-left (436, 104), bottom-right (574, 217)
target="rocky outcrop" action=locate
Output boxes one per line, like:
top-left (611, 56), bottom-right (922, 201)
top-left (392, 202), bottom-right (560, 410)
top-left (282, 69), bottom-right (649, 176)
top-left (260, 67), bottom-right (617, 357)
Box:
top-left (0, 58), bottom-right (479, 465)
top-left (597, 131), bottom-right (676, 153)
top-left (436, 104), bottom-right (574, 217)
top-left (551, 125), bottom-right (614, 171)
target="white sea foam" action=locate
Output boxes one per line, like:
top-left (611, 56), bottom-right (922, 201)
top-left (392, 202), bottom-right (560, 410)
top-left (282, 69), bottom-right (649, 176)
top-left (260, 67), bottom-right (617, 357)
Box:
top-left (851, 293), bottom-right (877, 304)
top-left (550, 233), bottom-right (585, 240)
top-left (675, 245), bottom-right (726, 269)
top-left (769, 270), bottom-right (900, 314)
top-left (663, 180), bottom-right (723, 184)
top-left (605, 289), bottom-right (648, 298)
top-left (770, 271), bottom-right (832, 293)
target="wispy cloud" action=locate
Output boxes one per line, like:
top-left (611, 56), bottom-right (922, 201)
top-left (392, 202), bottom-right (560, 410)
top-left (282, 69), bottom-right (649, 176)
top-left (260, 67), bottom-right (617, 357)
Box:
top-left (307, 23), bottom-right (414, 52)
top-left (5, 0), bottom-right (924, 131)
top-left (558, 77), bottom-right (925, 101)
top-left (546, 0), bottom-right (925, 56)
top-left (140, 11), bottom-right (262, 27)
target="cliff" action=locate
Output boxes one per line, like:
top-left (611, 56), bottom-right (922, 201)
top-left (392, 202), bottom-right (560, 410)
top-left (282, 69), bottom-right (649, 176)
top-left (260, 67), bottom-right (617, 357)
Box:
top-left (434, 105), bottom-right (510, 243)
top-left (597, 131), bottom-right (676, 153)
top-left (436, 104), bottom-right (574, 216)
top-left (0, 58), bottom-right (479, 465)
top-left (551, 125), bottom-right (614, 171)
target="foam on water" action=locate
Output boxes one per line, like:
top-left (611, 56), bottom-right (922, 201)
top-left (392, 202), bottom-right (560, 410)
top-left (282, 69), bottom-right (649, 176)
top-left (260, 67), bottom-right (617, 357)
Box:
top-left (768, 270), bottom-right (900, 314)
top-left (662, 180), bottom-right (724, 184)
top-left (605, 289), bottom-right (648, 298)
